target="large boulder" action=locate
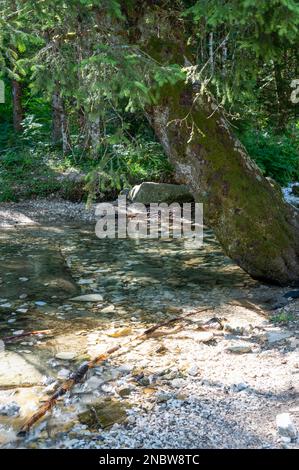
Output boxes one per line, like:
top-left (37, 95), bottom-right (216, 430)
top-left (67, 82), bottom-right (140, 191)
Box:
top-left (128, 182), bottom-right (194, 205)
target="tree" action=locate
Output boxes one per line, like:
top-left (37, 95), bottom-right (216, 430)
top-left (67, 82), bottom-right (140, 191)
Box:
top-left (1, 0), bottom-right (298, 285)
top-left (11, 78), bottom-right (23, 131)
top-left (119, 1), bottom-right (299, 285)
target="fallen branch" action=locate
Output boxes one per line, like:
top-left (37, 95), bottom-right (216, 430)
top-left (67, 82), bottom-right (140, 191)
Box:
top-left (17, 307), bottom-right (211, 436)
top-left (2, 330), bottom-right (52, 343)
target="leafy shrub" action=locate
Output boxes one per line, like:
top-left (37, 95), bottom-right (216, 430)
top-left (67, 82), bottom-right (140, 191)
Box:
top-left (240, 126), bottom-right (299, 185)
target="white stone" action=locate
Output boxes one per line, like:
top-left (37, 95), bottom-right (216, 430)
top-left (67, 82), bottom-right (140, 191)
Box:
top-left (78, 279), bottom-right (95, 285)
top-left (101, 305), bottom-right (115, 314)
top-left (197, 332), bottom-right (214, 343)
top-left (55, 352), bottom-right (77, 361)
top-left (170, 379), bottom-right (185, 388)
top-left (276, 413), bottom-right (297, 440)
top-left (57, 368), bottom-right (71, 380)
top-left (226, 344), bottom-right (252, 354)
top-left (70, 294), bottom-right (104, 302)
top-left (188, 365), bottom-right (199, 376)
top-left (12, 330), bottom-right (24, 336)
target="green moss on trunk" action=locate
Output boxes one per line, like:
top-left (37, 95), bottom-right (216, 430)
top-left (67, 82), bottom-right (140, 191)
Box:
top-left (148, 82), bottom-right (299, 286)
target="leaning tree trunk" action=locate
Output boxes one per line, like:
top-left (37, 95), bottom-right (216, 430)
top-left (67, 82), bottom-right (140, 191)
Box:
top-left (112, 2), bottom-right (299, 285)
top-left (147, 82), bottom-right (299, 285)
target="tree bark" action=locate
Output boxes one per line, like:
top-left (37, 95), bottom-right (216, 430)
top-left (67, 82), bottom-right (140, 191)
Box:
top-left (12, 79), bottom-right (23, 132)
top-left (147, 82), bottom-right (299, 285)
top-left (116, 3), bottom-right (299, 286)
top-left (52, 89), bottom-right (62, 145)
top-left (51, 88), bottom-right (71, 153)
top-left (89, 116), bottom-right (100, 158)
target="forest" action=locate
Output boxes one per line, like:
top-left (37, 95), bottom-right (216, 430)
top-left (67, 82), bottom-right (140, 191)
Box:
top-left (0, 0), bottom-right (298, 455)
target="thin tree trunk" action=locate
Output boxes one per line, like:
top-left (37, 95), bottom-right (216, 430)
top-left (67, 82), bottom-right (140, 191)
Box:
top-left (12, 79), bottom-right (23, 132)
top-left (60, 105), bottom-right (71, 154)
top-left (52, 89), bottom-right (62, 145)
top-left (89, 116), bottom-right (100, 158)
top-left (273, 61), bottom-right (289, 132)
top-left (51, 88), bottom-right (71, 153)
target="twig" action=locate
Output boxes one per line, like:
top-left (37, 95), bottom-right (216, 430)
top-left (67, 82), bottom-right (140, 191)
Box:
top-left (17, 307), bottom-right (211, 436)
top-left (2, 330), bottom-right (52, 343)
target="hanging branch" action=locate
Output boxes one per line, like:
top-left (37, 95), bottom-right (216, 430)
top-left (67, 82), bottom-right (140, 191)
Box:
top-left (17, 307), bottom-right (211, 436)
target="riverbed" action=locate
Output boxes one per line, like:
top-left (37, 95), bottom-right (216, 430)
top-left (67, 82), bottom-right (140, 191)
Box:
top-left (0, 200), bottom-right (298, 449)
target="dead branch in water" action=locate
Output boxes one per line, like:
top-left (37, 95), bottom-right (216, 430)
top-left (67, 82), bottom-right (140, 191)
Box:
top-left (17, 307), bottom-right (211, 436)
top-left (2, 330), bottom-right (52, 343)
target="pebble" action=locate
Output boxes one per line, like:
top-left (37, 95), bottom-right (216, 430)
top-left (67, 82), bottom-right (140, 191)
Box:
top-left (156, 392), bottom-right (173, 403)
top-left (55, 352), bottom-right (77, 361)
top-left (196, 332), bottom-right (214, 343)
top-left (226, 344), bottom-right (252, 354)
top-left (188, 365), bottom-right (199, 376)
top-left (70, 294), bottom-right (104, 302)
top-left (233, 382), bottom-right (249, 392)
top-left (57, 369), bottom-right (71, 380)
top-left (170, 379), bottom-right (185, 388)
top-left (35, 301), bottom-right (47, 307)
top-left (101, 305), bottom-right (116, 314)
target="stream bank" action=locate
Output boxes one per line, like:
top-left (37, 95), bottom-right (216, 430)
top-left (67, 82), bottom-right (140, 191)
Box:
top-left (0, 199), bottom-right (298, 449)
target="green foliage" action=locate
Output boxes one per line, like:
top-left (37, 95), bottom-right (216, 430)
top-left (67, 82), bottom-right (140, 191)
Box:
top-left (85, 137), bottom-right (173, 204)
top-left (271, 310), bottom-right (296, 325)
top-left (0, 0), bottom-right (298, 205)
top-left (240, 125), bottom-right (299, 185)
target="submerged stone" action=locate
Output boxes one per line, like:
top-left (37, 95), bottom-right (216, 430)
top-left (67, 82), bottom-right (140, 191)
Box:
top-left (55, 352), bottom-right (77, 361)
top-left (70, 294), bottom-right (104, 302)
top-left (78, 399), bottom-right (130, 430)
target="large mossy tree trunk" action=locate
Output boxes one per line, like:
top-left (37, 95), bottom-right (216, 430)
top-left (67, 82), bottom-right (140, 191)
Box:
top-left (147, 83), bottom-right (299, 285)
top-left (118, 2), bottom-right (299, 286)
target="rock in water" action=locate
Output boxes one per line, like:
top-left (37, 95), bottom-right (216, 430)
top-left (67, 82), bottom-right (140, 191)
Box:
top-left (276, 413), bottom-right (297, 440)
top-left (0, 402), bottom-right (20, 417)
top-left (70, 294), bottom-right (104, 302)
top-left (128, 182), bottom-right (194, 205)
top-left (283, 290), bottom-right (299, 299)
top-left (55, 352), bottom-right (77, 361)
top-left (78, 399), bottom-right (130, 430)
